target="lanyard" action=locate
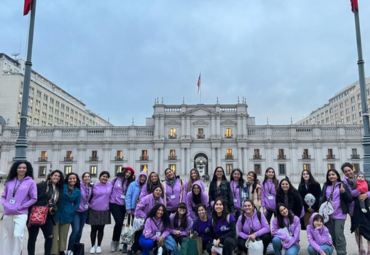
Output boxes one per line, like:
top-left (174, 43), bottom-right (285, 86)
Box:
top-left (268, 181), bottom-right (274, 194)
top-left (12, 179), bottom-right (24, 197)
top-left (153, 218), bottom-right (162, 230)
top-left (85, 184), bottom-right (90, 201)
top-left (231, 182), bottom-right (238, 199)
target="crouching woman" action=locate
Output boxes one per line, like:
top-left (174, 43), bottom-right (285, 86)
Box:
top-left (139, 204), bottom-right (174, 255)
top-left (236, 199), bottom-right (271, 254)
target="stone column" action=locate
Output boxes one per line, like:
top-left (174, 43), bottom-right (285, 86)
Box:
top-left (154, 148), bottom-right (158, 173)
top-left (159, 149), bottom-right (164, 175)
top-left (212, 148), bottom-right (216, 173)
top-left (186, 148), bottom-right (190, 174)
top-left (181, 148), bottom-right (185, 175)
top-left (238, 148), bottom-right (243, 169)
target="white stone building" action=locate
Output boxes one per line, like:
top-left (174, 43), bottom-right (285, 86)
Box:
top-left (297, 77), bottom-right (370, 125)
top-left (0, 100), bottom-right (364, 183)
top-left (0, 53), bottom-right (112, 127)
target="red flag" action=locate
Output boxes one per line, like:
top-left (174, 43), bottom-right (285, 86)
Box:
top-left (351, 0), bottom-right (358, 12)
top-left (24, 0), bottom-right (33, 16)
top-left (197, 73), bottom-right (201, 93)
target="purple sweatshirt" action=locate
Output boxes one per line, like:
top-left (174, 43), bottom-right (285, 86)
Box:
top-left (237, 209), bottom-right (270, 240)
top-left (162, 179), bottom-right (183, 211)
top-left (342, 176), bottom-right (370, 215)
top-left (230, 181), bottom-right (242, 211)
top-left (186, 181), bottom-right (208, 220)
top-left (307, 213), bottom-right (333, 254)
top-left (272, 216), bottom-right (301, 249)
top-left (261, 180), bottom-right (277, 211)
top-left (212, 213), bottom-right (236, 238)
top-left (89, 182), bottom-right (113, 211)
top-left (169, 213), bottom-right (192, 236)
top-left (135, 194), bottom-right (164, 218)
top-left (1, 176), bottom-right (37, 215)
top-left (109, 177), bottom-right (129, 206)
top-left (324, 183), bottom-right (346, 220)
top-left (183, 180), bottom-right (205, 203)
top-left (77, 181), bottom-right (92, 212)
top-left (143, 217), bottom-right (170, 241)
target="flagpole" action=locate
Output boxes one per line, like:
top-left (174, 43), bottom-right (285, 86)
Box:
top-left (200, 83), bottom-right (202, 104)
top-left (14, 0), bottom-right (37, 161)
top-left (352, 3), bottom-right (370, 177)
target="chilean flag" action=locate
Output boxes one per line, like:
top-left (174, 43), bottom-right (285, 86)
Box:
top-left (351, 0), bottom-right (358, 12)
top-left (24, 0), bottom-right (33, 15)
top-left (197, 73), bottom-right (201, 93)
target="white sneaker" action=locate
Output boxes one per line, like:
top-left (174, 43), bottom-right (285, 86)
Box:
top-left (67, 251), bottom-right (74, 255)
top-left (90, 246), bottom-right (96, 254)
top-left (96, 246), bottom-right (102, 254)
top-left (109, 241), bottom-right (116, 252)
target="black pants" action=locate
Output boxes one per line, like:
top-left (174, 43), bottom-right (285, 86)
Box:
top-left (109, 203), bottom-right (127, 241)
top-left (27, 216), bottom-right (54, 255)
top-left (237, 233), bottom-right (271, 254)
top-left (206, 237), bottom-right (236, 255)
top-left (265, 209), bottom-right (275, 225)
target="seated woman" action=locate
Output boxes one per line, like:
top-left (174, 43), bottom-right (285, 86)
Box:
top-left (206, 198), bottom-right (237, 255)
top-left (186, 181), bottom-right (208, 220)
top-left (191, 204), bottom-right (211, 251)
top-left (170, 203), bottom-right (192, 245)
top-left (236, 199), bottom-right (271, 254)
top-left (139, 204), bottom-right (171, 255)
top-left (307, 213), bottom-right (334, 255)
top-left (272, 203), bottom-right (301, 255)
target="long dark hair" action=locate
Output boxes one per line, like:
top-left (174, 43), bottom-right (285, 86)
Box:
top-left (5, 161), bottom-right (34, 183)
top-left (325, 169), bottom-right (342, 186)
top-left (173, 203), bottom-right (188, 229)
top-left (46, 169), bottom-right (64, 190)
top-left (146, 203), bottom-right (171, 229)
top-left (81, 172), bottom-right (93, 187)
top-left (212, 198), bottom-right (229, 228)
top-left (276, 203), bottom-right (294, 228)
top-left (187, 169), bottom-right (201, 192)
top-left (276, 178), bottom-right (300, 210)
top-left (211, 166), bottom-right (227, 183)
top-left (241, 199), bottom-right (255, 225)
top-left (147, 172), bottom-right (161, 194)
top-left (115, 168), bottom-right (134, 189)
top-left (247, 171), bottom-right (258, 193)
top-left (192, 183), bottom-right (202, 205)
top-left (64, 172), bottom-right (81, 190)
top-left (299, 170), bottom-right (319, 188)
top-left (262, 167), bottom-right (279, 191)
top-left (230, 168), bottom-right (244, 189)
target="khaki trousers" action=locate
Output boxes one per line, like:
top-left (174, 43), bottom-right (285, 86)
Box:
top-left (51, 221), bottom-right (71, 254)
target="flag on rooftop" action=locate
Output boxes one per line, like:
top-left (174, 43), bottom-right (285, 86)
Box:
top-left (351, 0), bottom-right (358, 12)
top-left (197, 73), bottom-right (201, 93)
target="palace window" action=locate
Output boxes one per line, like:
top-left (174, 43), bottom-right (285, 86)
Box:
top-left (90, 166), bottom-right (97, 177)
top-left (225, 128), bottom-right (232, 138)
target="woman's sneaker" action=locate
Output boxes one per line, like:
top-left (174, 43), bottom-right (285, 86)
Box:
top-left (96, 246), bottom-right (102, 254)
top-left (89, 246), bottom-right (96, 254)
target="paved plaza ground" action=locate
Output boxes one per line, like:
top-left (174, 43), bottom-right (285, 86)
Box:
top-left (0, 184), bottom-right (362, 254)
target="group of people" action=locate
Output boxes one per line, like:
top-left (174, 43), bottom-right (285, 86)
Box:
top-left (1, 161), bottom-right (370, 255)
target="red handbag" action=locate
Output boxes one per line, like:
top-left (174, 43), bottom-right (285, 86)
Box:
top-left (28, 206), bottom-right (49, 227)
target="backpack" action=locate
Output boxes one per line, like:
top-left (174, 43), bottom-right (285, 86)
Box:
top-left (241, 210), bottom-right (262, 226)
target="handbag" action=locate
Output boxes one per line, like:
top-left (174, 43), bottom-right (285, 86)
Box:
top-left (180, 238), bottom-right (198, 255)
top-left (73, 243), bottom-right (85, 255)
top-left (246, 238), bottom-right (263, 255)
top-left (133, 217), bottom-right (145, 231)
top-left (28, 206), bottom-right (49, 227)
top-left (121, 221), bottom-right (135, 245)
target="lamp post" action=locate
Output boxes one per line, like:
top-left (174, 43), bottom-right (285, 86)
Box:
top-left (14, 0), bottom-right (37, 161)
top-left (352, 4), bottom-right (370, 177)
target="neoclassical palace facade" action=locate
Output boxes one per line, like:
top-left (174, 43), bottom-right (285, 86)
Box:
top-left (0, 101), bottom-right (364, 182)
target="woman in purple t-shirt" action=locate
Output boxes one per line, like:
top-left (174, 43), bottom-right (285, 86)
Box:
top-left (206, 198), bottom-right (236, 255)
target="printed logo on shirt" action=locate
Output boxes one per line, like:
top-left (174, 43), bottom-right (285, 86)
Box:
top-left (21, 185), bottom-right (28, 189)
top-left (220, 225), bottom-right (230, 231)
top-left (205, 227), bottom-right (210, 233)
top-left (307, 234), bottom-right (311, 239)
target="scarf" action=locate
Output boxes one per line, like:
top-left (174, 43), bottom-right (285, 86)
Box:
top-left (165, 176), bottom-right (176, 188)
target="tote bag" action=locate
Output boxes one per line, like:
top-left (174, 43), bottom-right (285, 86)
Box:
top-left (180, 238), bottom-right (198, 255)
top-left (246, 239), bottom-right (263, 255)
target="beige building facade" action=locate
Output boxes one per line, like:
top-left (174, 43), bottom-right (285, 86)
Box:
top-left (297, 77), bottom-right (370, 125)
top-left (0, 53), bottom-right (112, 127)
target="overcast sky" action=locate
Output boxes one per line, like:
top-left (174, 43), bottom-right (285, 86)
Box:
top-left (1, 1), bottom-right (370, 126)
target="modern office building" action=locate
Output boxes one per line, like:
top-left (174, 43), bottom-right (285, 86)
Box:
top-left (0, 99), bottom-right (363, 183)
top-left (0, 53), bottom-right (112, 127)
top-left (297, 77), bottom-right (370, 125)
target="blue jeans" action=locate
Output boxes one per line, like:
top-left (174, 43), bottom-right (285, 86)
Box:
top-left (307, 244), bottom-right (334, 255)
top-left (67, 210), bottom-right (88, 250)
top-left (139, 234), bottom-right (156, 255)
top-left (272, 237), bottom-right (300, 255)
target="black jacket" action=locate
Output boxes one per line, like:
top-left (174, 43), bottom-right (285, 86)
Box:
top-left (33, 182), bottom-right (61, 207)
top-left (276, 189), bottom-right (303, 217)
top-left (298, 182), bottom-right (321, 212)
top-left (208, 180), bottom-right (235, 213)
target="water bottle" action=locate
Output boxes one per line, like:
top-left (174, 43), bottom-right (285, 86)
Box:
top-left (158, 246), bottom-right (163, 255)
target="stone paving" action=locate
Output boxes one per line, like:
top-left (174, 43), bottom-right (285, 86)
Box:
top-left (0, 184), bottom-right (362, 254)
